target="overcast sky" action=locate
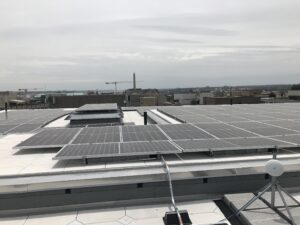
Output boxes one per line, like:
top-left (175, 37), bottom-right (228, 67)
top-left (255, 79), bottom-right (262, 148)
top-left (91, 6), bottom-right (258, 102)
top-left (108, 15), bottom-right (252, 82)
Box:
top-left (0, 0), bottom-right (300, 91)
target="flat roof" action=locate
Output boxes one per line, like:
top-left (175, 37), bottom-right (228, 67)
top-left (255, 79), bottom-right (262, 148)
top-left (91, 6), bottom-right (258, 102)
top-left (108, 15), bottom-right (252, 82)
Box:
top-left (0, 199), bottom-right (230, 225)
top-left (2, 104), bottom-right (300, 224)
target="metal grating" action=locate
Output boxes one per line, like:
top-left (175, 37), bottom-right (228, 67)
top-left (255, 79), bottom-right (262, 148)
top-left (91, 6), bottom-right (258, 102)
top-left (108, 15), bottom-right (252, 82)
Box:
top-left (159, 124), bottom-right (213, 140)
top-left (54, 143), bottom-right (120, 160)
top-left (16, 128), bottom-right (81, 149)
top-left (122, 125), bottom-right (168, 142)
top-left (72, 127), bottom-right (120, 144)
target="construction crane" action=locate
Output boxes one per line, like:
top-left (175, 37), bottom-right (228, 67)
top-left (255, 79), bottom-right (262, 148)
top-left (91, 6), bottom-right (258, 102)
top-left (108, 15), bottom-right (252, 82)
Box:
top-left (105, 73), bottom-right (142, 93)
top-left (105, 81), bottom-right (132, 94)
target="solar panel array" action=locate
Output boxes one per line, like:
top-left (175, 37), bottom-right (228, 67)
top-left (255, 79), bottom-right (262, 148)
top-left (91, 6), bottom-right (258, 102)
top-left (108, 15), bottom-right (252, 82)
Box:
top-left (76, 103), bottom-right (118, 112)
top-left (0, 109), bottom-right (69, 134)
top-left (14, 103), bottom-right (300, 161)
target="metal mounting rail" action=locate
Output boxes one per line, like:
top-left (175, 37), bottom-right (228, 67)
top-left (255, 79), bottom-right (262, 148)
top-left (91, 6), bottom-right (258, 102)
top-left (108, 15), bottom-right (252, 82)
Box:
top-left (161, 156), bottom-right (183, 225)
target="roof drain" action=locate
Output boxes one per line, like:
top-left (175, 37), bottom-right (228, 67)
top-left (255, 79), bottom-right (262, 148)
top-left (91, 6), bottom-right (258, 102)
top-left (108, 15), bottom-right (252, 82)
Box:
top-left (161, 155), bottom-right (192, 225)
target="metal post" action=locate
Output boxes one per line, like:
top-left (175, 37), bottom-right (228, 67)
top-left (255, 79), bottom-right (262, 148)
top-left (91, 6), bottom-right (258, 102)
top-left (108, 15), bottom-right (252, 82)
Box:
top-left (4, 102), bottom-right (8, 112)
top-left (280, 187), bottom-right (300, 206)
top-left (144, 112), bottom-right (148, 125)
top-left (133, 73), bottom-right (136, 90)
top-left (277, 184), bottom-right (296, 225)
top-left (161, 156), bottom-right (183, 225)
top-left (271, 177), bottom-right (276, 208)
top-left (235, 183), bottom-right (272, 216)
top-left (271, 146), bottom-right (278, 207)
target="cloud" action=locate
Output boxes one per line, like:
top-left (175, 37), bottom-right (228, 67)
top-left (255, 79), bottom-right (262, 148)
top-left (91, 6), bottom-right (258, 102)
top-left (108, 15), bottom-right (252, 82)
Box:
top-left (135, 25), bottom-right (235, 36)
top-left (0, 0), bottom-right (300, 90)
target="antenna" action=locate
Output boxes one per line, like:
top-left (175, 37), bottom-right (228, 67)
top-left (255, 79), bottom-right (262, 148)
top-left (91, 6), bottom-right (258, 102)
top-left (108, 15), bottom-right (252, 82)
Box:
top-left (233, 147), bottom-right (300, 225)
top-left (265, 159), bottom-right (284, 177)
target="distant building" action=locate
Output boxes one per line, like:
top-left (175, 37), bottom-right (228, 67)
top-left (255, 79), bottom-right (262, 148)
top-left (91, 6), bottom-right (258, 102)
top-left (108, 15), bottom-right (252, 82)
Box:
top-left (173, 93), bottom-right (197, 105)
top-left (125, 89), bottom-right (166, 106)
top-left (227, 89), bottom-right (262, 97)
top-left (48, 94), bottom-right (126, 108)
top-left (140, 97), bottom-right (157, 106)
top-left (0, 91), bottom-right (17, 109)
top-left (198, 92), bottom-right (214, 105)
top-left (288, 90), bottom-right (300, 100)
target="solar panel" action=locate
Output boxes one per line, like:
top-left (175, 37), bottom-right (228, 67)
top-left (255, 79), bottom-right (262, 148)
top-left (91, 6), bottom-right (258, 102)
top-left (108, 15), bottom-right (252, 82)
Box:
top-left (238, 114), bottom-right (276, 121)
top-left (223, 137), bottom-right (295, 148)
top-left (0, 124), bottom-right (18, 133)
top-left (54, 143), bottom-right (120, 160)
top-left (54, 141), bottom-right (180, 160)
top-left (230, 122), bottom-right (269, 129)
top-left (72, 127), bottom-right (120, 144)
top-left (76, 103), bottom-right (118, 112)
top-left (16, 128), bottom-right (81, 149)
top-left (120, 141), bottom-right (180, 155)
top-left (263, 120), bottom-right (300, 130)
top-left (159, 124), bottom-right (213, 140)
top-left (247, 127), bottom-right (298, 136)
top-left (122, 125), bottom-right (168, 142)
top-left (177, 115), bottom-right (217, 123)
top-left (195, 123), bottom-right (257, 138)
top-left (8, 123), bottom-right (42, 133)
top-left (0, 109), bottom-right (69, 134)
top-left (175, 139), bottom-right (237, 152)
top-left (272, 135), bottom-right (300, 145)
top-left (207, 114), bottom-right (249, 123)
top-left (69, 113), bottom-right (121, 121)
